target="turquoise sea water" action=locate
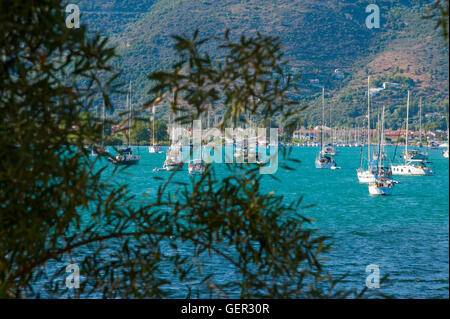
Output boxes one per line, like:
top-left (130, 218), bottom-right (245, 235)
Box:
top-left (94, 145), bottom-right (448, 298)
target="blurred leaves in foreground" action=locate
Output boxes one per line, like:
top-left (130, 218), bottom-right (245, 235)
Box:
top-left (0, 0), bottom-right (399, 298)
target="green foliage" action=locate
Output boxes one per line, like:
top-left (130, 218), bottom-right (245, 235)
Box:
top-left (129, 118), bottom-right (168, 145)
top-left (154, 120), bottom-right (169, 143)
top-left (1, 1), bottom-right (374, 298)
top-left (132, 120), bottom-right (150, 145)
top-left (107, 134), bottom-right (124, 145)
top-left (0, 0), bottom-right (121, 297)
top-left (424, 0), bottom-right (449, 43)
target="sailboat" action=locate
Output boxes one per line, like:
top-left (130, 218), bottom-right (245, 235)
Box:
top-left (188, 121), bottom-right (205, 175)
top-left (90, 101), bottom-right (107, 157)
top-left (391, 91), bottom-right (432, 176)
top-left (315, 87), bottom-right (338, 169)
top-left (108, 81), bottom-right (140, 165)
top-left (160, 113), bottom-right (184, 171)
top-left (368, 106), bottom-right (397, 195)
top-left (443, 117), bottom-right (449, 158)
top-left (371, 112), bottom-right (389, 162)
top-left (402, 97), bottom-right (428, 161)
top-left (357, 76), bottom-right (377, 183)
top-left (148, 105), bottom-right (163, 153)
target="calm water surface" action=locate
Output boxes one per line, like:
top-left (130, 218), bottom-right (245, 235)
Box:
top-left (85, 145), bottom-right (449, 298)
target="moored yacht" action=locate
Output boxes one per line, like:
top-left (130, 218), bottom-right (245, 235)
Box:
top-left (391, 91), bottom-right (433, 176)
top-left (149, 145), bottom-right (163, 153)
top-left (108, 81), bottom-right (140, 166)
top-left (368, 177), bottom-right (396, 196)
top-left (357, 76), bottom-right (375, 183)
top-left (320, 144), bottom-right (336, 156)
top-left (368, 106), bottom-right (397, 195)
top-left (315, 154), bottom-right (337, 169)
top-left (109, 146), bottom-right (140, 165)
top-left (391, 159), bottom-right (433, 176)
top-left (443, 149), bottom-right (449, 158)
top-left (188, 159), bottom-right (205, 175)
top-left (315, 87), bottom-right (338, 169)
top-left (148, 105), bottom-right (163, 153)
top-left (402, 149), bottom-right (428, 161)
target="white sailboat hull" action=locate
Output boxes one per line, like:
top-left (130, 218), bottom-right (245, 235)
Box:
top-left (390, 164), bottom-right (432, 176)
top-left (188, 170), bottom-right (203, 175)
top-left (368, 184), bottom-right (393, 195)
top-left (149, 145), bottom-right (163, 153)
top-left (163, 162), bottom-right (183, 171)
top-left (315, 159), bottom-right (336, 169)
top-left (356, 169), bottom-right (375, 183)
top-left (188, 167), bottom-right (204, 175)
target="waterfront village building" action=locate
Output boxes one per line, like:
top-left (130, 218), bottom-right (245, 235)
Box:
top-left (292, 128), bottom-right (436, 143)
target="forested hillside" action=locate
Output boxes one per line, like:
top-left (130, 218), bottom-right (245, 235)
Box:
top-left (76, 0), bottom-right (449, 130)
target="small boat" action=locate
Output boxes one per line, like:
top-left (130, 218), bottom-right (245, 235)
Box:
top-left (357, 76), bottom-right (375, 183)
top-left (357, 167), bottom-right (376, 183)
top-left (405, 98), bottom-right (428, 161)
top-left (90, 101), bottom-right (108, 157)
top-left (189, 126), bottom-right (205, 175)
top-left (368, 177), bottom-right (397, 196)
top-left (163, 151), bottom-right (183, 171)
top-left (368, 106), bottom-right (398, 195)
top-left (108, 82), bottom-right (140, 166)
top-left (320, 144), bottom-right (336, 156)
top-left (402, 149), bottom-right (428, 161)
top-left (391, 159), bottom-right (433, 176)
top-left (188, 159), bottom-right (205, 175)
top-left (108, 147), bottom-right (140, 165)
top-left (443, 119), bottom-right (449, 158)
top-left (315, 87), bottom-right (338, 169)
top-left (148, 105), bottom-right (163, 153)
top-left (315, 154), bottom-right (337, 169)
top-left (162, 161), bottom-right (183, 171)
top-left (391, 91), bottom-right (432, 176)
top-left (149, 145), bottom-right (163, 153)
top-left (443, 149), bottom-right (449, 158)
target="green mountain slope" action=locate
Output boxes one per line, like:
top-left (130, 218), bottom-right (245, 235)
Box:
top-left (79, 0), bottom-right (449, 129)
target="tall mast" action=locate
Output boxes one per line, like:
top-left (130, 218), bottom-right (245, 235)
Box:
top-left (321, 87), bottom-right (325, 151)
top-left (328, 93), bottom-right (331, 144)
top-left (447, 116), bottom-right (449, 147)
top-left (367, 76), bottom-right (371, 165)
top-left (127, 80), bottom-right (133, 146)
top-left (419, 97), bottom-right (422, 147)
top-left (379, 105), bottom-right (385, 169)
top-left (376, 112), bottom-right (380, 159)
top-left (405, 90), bottom-right (410, 165)
top-left (168, 112), bottom-right (172, 145)
top-left (447, 116), bottom-right (449, 145)
top-left (126, 81), bottom-right (130, 146)
top-left (152, 104), bottom-right (156, 145)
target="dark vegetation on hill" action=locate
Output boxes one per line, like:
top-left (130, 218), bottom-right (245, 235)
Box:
top-left (77, 0), bottom-right (449, 130)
